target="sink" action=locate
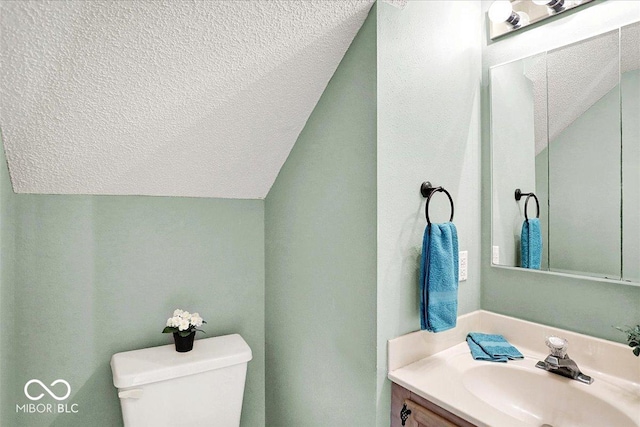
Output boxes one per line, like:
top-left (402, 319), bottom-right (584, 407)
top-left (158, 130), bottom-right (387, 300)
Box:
top-left (462, 361), bottom-right (638, 427)
top-left (388, 311), bottom-right (640, 427)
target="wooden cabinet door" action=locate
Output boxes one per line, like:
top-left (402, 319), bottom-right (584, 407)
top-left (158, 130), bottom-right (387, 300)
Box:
top-left (403, 399), bottom-right (459, 427)
top-left (391, 382), bottom-right (476, 427)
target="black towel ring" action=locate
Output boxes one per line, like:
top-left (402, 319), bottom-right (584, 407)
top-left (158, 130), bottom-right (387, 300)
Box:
top-left (421, 182), bottom-right (454, 225)
top-left (515, 189), bottom-right (540, 220)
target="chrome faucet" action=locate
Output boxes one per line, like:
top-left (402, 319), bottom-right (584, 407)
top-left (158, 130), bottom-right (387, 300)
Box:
top-left (535, 336), bottom-right (594, 385)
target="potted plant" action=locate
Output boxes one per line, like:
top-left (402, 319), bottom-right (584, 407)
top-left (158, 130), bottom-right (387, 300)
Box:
top-left (162, 309), bottom-right (206, 352)
top-left (616, 324), bottom-right (640, 357)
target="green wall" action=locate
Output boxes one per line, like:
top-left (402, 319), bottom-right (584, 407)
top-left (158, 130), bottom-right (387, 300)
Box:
top-left (0, 140), bottom-right (16, 427)
top-left (481, 0), bottom-right (640, 342)
top-left (0, 145), bottom-right (265, 426)
top-left (264, 7), bottom-right (377, 426)
top-left (376, 2), bottom-right (482, 425)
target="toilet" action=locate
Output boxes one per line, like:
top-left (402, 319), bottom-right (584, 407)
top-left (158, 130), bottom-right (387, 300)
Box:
top-left (110, 333), bottom-right (252, 426)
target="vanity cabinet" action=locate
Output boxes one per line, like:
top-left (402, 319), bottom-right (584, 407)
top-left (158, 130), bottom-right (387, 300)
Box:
top-left (391, 383), bottom-right (476, 427)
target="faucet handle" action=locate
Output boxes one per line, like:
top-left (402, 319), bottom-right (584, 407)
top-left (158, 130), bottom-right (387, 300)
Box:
top-left (545, 336), bottom-right (568, 358)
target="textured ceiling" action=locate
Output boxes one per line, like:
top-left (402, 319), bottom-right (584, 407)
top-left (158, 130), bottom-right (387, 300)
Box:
top-left (547, 29), bottom-right (620, 143)
top-left (0, 0), bottom-right (373, 198)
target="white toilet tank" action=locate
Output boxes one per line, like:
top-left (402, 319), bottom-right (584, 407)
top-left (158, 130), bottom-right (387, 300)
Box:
top-left (111, 334), bottom-right (252, 427)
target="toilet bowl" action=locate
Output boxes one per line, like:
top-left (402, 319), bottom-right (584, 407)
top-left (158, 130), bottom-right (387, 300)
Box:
top-left (111, 333), bottom-right (251, 427)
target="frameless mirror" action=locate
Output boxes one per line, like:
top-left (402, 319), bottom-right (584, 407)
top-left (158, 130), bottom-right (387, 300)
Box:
top-left (490, 22), bottom-right (640, 283)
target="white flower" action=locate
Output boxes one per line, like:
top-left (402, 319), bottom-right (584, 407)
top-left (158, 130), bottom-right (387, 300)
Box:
top-left (166, 309), bottom-right (204, 332)
top-left (190, 313), bottom-right (203, 327)
top-left (178, 318), bottom-right (191, 331)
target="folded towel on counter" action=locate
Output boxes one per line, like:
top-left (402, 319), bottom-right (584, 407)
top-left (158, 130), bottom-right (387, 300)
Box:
top-left (419, 222), bottom-right (459, 332)
top-left (466, 332), bottom-right (523, 362)
top-left (466, 336), bottom-right (508, 362)
top-left (521, 218), bottom-right (542, 269)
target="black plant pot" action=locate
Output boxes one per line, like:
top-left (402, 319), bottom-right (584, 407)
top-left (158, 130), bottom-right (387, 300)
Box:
top-left (173, 331), bottom-right (196, 352)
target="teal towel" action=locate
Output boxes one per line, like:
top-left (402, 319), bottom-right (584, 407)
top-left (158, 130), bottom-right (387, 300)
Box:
top-left (419, 223), bottom-right (459, 332)
top-left (467, 332), bottom-right (523, 361)
top-left (466, 336), bottom-right (507, 362)
top-left (521, 218), bottom-right (542, 269)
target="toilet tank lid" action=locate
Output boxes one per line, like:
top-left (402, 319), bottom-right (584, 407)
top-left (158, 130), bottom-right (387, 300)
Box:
top-left (110, 333), bottom-right (252, 389)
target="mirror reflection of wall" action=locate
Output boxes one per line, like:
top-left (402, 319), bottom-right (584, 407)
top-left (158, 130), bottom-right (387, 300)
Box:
top-left (621, 22), bottom-right (640, 283)
top-left (490, 22), bottom-right (640, 283)
top-left (547, 30), bottom-right (620, 279)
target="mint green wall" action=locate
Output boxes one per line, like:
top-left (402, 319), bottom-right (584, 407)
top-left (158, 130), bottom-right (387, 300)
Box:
top-left (481, 0), bottom-right (640, 342)
top-left (264, 7), bottom-right (377, 426)
top-left (377, 2), bottom-right (482, 426)
top-left (0, 144), bottom-right (265, 426)
top-left (0, 146), bottom-right (16, 427)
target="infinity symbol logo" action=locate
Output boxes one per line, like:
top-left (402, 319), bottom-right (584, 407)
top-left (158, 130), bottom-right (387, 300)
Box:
top-left (24, 379), bottom-right (71, 401)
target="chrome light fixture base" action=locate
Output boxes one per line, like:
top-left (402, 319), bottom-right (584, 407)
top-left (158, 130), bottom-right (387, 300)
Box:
top-left (489, 0), bottom-right (595, 40)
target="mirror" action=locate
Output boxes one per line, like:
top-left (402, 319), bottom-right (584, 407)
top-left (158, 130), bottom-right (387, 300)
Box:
top-left (490, 22), bottom-right (640, 283)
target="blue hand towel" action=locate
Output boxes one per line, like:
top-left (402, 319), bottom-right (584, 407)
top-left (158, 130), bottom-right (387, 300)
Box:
top-left (521, 218), bottom-right (542, 269)
top-left (467, 332), bottom-right (523, 362)
top-left (466, 336), bottom-right (508, 362)
top-left (419, 222), bottom-right (459, 332)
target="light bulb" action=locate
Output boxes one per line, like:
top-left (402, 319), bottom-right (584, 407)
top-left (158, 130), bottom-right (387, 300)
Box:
top-left (488, 1), bottom-right (514, 23)
top-left (533, 0), bottom-right (566, 12)
top-left (516, 11), bottom-right (530, 26)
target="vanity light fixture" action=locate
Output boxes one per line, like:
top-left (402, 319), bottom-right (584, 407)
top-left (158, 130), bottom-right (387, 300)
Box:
top-left (532, 0), bottom-right (568, 13)
top-left (489, 0), bottom-right (594, 40)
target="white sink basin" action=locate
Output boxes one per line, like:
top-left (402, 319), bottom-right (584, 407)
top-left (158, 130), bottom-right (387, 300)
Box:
top-left (462, 362), bottom-right (638, 427)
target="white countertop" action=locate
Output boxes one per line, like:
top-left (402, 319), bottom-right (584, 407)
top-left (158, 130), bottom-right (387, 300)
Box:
top-left (388, 311), bottom-right (640, 427)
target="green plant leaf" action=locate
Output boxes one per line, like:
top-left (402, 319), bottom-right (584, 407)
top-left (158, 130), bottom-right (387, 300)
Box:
top-left (195, 329), bottom-right (206, 334)
top-left (162, 327), bottom-right (177, 334)
top-left (633, 347), bottom-right (640, 357)
top-left (629, 340), bottom-right (639, 347)
top-left (178, 330), bottom-right (194, 337)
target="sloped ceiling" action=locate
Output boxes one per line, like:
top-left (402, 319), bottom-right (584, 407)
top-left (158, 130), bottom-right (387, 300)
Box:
top-left (0, 0), bottom-right (374, 199)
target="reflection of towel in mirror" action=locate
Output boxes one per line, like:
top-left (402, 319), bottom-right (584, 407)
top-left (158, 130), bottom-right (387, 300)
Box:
top-left (419, 222), bottom-right (459, 332)
top-left (521, 218), bottom-right (542, 269)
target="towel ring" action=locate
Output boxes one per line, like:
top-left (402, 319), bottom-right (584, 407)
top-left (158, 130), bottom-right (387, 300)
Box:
top-left (421, 182), bottom-right (454, 225)
top-left (515, 189), bottom-right (540, 220)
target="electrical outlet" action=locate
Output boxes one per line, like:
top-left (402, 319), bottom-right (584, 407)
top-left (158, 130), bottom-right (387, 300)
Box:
top-left (459, 251), bottom-right (468, 282)
top-left (492, 246), bottom-right (500, 264)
